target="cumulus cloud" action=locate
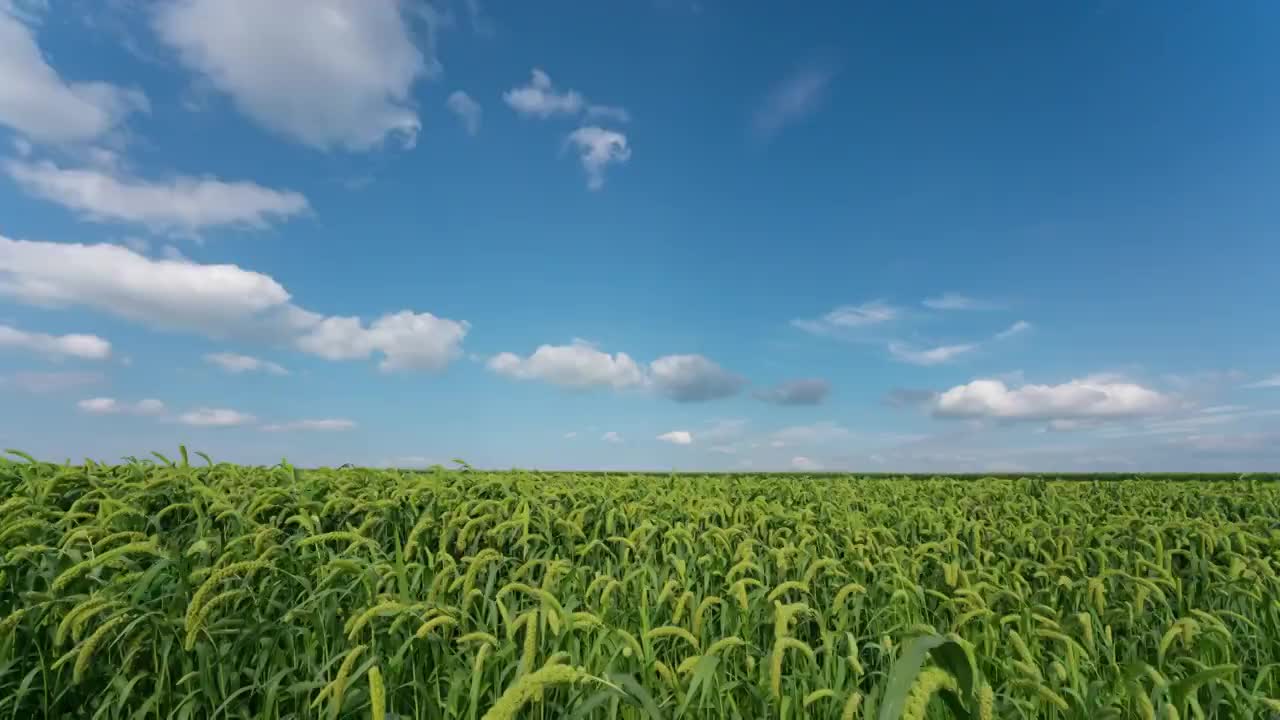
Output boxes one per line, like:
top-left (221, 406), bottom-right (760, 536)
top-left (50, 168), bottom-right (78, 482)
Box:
top-left (0, 234), bottom-right (469, 372)
top-left (204, 352), bottom-right (287, 375)
top-left (792, 301), bottom-right (898, 336)
top-left (0, 323), bottom-right (111, 360)
top-left (0, 234), bottom-right (292, 332)
top-left (77, 397), bottom-right (165, 415)
top-left (754, 378), bottom-right (829, 406)
top-left (177, 407), bottom-right (255, 427)
top-left (486, 340), bottom-right (644, 389)
top-left (0, 6), bottom-right (148, 143)
top-left (488, 342), bottom-right (742, 403)
top-left (933, 376), bottom-right (1174, 421)
top-left (0, 370), bottom-right (102, 393)
top-left (657, 430), bottom-right (692, 445)
top-left (888, 341), bottom-right (977, 366)
top-left (922, 293), bottom-right (1000, 311)
top-left (4, 159), bottom-right (308, 235)
top-left (601, 431), bottom-right (622, 443)
top-left (753, 62), bottom-right (835, 139)
top-left (503, 69), bottom-right (585, 118)
top-left (565, 126), bottom-right (630, 190)
top-left (261, 418), bottom-right (355, 432)
top-left (295, 311), bottom-right (470, 372)
top-left (154, 0), bottom-right (428, 150)
top-left (446, 90), bottom-right (482, 135)
top-left (647, 354), bottom-right (744, 403)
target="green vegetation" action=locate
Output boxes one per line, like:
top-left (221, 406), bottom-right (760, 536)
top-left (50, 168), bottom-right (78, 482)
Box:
top-left (2, 449), bottom-right (1278, 718)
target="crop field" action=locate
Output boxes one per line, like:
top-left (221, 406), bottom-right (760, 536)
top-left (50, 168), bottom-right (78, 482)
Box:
top-left (1, 449), bottom-right (1279, 719)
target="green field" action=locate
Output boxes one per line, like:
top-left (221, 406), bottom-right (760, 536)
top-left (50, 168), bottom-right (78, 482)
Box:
top-left (2, 449), bottom-right (1279, 718)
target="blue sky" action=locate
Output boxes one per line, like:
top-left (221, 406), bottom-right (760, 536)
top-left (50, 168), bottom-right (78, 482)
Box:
top-left (1, 0), bottom-right (1278, 471)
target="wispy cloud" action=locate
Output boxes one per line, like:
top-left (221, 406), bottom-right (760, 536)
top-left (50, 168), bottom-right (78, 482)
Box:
top-left (922, 293), bottom-right (1001, 311)
top-left (888, 342), bottom-right (977, 366)
top-left (792, 301), bottom-right (898, 337)
top-left (1245, 374), bottom-right (1280, 389)
top-left (177, 407), bottom-right (256, 427)
top-left (753, 60), bottom-right (836, 140)
top-left (261, 418), bottom-right (355, 432)
top-left (1, 370), bottom-right (103, 393)
top-left (445, 91), bottom-right (482, 136)
top-left (77, 397), bottom-right (165, 416)
top-left (995, 320), bottom-right (1032, 340)
top-left (5, 159), bottom-right (309, 237)
top-left (204, 352), bottom-right (288, 375)
top-left (790, 456), bottom-right (822, 471)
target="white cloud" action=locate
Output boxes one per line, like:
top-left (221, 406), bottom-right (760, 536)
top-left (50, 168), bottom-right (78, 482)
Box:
top-left (261, 418), bottom-right (355, 432)
top-left (177, 407), bottom-right (255, 427)
top-left (934, 377), bottom-right (1174, 421)
top-left (154, 0), bottom-right (428, 150)
top-left (487, 342), bottom-right (741, 403)
top-left (0, 234), bottom-right (470, 372)
top-left (1200, 404), bottom-right (1248, 414)
top-left (204, 352), bottom-right (288, 375)
top-left (922, 293), bottom-right (999, 311)
top-left (790, 456), bottom-right (822, 471)
top-left (586, 104), bottom-right (631, 123)
top-left (771, 421), bottom-right (851, 447)
top-left (486, 340), bottom-right (644, 389)
top-left (0, 234), bottom-right (292, 333)
top-left (1245, 374), bottom-right (1280, 389)
top-left (647, 354), bottom-right (744, 403)
top-left (601, 431), bottom-right (622, 443)
top-left (657, 430), bottom-right (692, 445)
top-left (0, 323), bottom-right (111, 359)
top-left (446, 90), bottom-right (482, 136)
top-left (888, 341), bottom-right (977, 366)
top-left (563, 431), bottom-right (578, 439)
top-left (0, 370), bottom-right (102, 393)
top-left (4, 159), bottom-right (308, 235)
top-left (0, 7), bottom-right (148, 143)
top-left (754, 378), bottom-right (830, 405)
top-left (77, 396), bottom-right (165, 415)
top-left (792, 301), bottom-right (898, 336)
top-left (995, 320), bottom-right (1032, 340)
top-left (295, 311), bottom-right (470, 372)
top-left (565, 126), bottom-right (630, 190)
top-left (753, 63), bottom-right (834, 139)
top-left (503, 69), bottom-right (584, 118)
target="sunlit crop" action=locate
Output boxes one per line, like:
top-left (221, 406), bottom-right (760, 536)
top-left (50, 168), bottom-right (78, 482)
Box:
top-left (1, 448), bottom-right (1278, 718)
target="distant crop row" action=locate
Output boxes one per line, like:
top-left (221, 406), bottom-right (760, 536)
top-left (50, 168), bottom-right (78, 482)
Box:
top-left (1, 448), bottom-right (1278, 718)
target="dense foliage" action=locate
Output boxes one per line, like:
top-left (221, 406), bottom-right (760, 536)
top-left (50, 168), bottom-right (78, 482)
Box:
top-left (1, 449), bottom-right (1279, 718)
